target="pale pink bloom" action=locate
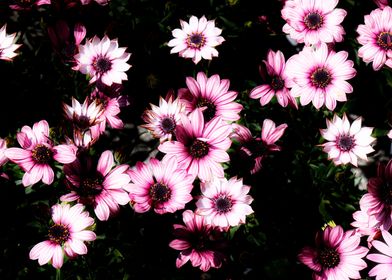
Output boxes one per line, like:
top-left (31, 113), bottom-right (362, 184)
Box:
top-left (320, 114), bottom-right (375, 166)
top-left (29, 203), bottom-right (96, 269)
top-left (367, 230), bottom-right (392, 280)
top-left (73, 35), bottom-right (131, 86)
top-left (298, 225), bottom-right (368, 280)
top-left (0, 24), bottom-right (21, 61)
top-left (0, 138), bottom-right (8, 167)
top-left (195, 176), bottom-right (253, 230)
top-left (285, 43), bottom-right (356, 110)
top-left (141, 94), bottom-right (185, 142)
top-left (9, 0), bottom-right (50, 10)
top-left (373, 0), bottom-right (389, 9)
top-left (249, 49), bottom-right (297, 108)
top-left (158, 109), bottom-right (231, 182)
top-left (60, 150), bottom-right (131, 221)
top-left (168, 15), bottom-right (225, 64)
top-left (80, 0), bottom-right (109, 5)
top-left (351, 207), bottom-right (383, 247)
top-left (126, 157), bottom-right (194, 214)
top-left (357, 7), bottom-right (392, 71)
top-left (169, 210), bottom-right (226, 271)
top-left (4, 120), bottom-right (77, 187)
top-left (281, 0), bottom-right (347, 46)
top-left (178, 72), bottom-right (243, 123)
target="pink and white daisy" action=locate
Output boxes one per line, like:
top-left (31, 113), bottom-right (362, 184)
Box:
top-left (4, 120), bottom-right (77, 186)
top-left (73, 35), bottom-right (131, 86)
top-left (169, 210), bottom-right (226, 272)
top-left (29, 203), bottom-right (96, 269)
top-left (281, 0), bottom-right (347, 46)
top-left (60, 150), bottom-right (131, 221)
top-left (9, 0), bottom-right (51, 10)
top-left (0, 138), bottom-right (8, 167)
top-left (298, 225), bottom-right (368, 280)
top-left (357, 6), bottom-right (392, 71)
top-left (0, 24), bottom-right (21, 61)
top-left (285, 43), bottom-right (356, 110)
top-left (168, 15), bottom-right (225, 64)
top-left (320, 114), bottom-right (375, 166)
top-left (195, 176), bottom-right (253, 230)
top-left (126, 157), bottom-right (194, 214)
top-left (141, 94), bottom-right (185, 142)
top-left (158, 109), bottom-right (231, 182)
top-left (178, 72), bottom-right (243, 123)
top-left (367, 230), bottom-right (392, 280)
top-left (249, 49), bottom-right (297, 108)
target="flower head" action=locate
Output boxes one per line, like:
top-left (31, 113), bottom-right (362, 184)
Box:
top-left (367, 230), bottom-right (392, 280)
top-left (168, 15), bottom-right (225, 64)
top-left (0, 24), bottom-right (21, 61)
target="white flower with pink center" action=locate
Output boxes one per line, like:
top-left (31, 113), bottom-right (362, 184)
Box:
top-left (4, 120), bottom-right (77, 186)
top-left (29, 203), bottom-right (96, 269)
top-left (0, 24), bottom-right (21, 61)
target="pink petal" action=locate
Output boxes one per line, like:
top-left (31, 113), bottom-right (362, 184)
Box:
top-left (97, 150), bottom-right (114, 176)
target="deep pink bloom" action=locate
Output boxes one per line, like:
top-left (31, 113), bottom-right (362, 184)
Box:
top-left (320, 114), bottom-right (375, 166)
top-left (9, 0), bottom-right (51, 10)
top-left (158, 109), bottom-right (231, 182)
top-left (169, 210), bottom-right (226, 271)
top-left (60, 150), bottom-right (131, 221)
top-left (249, 49), bottom-right (297, 108)
top-left (367, 230), bottom-right (392, 280)
top-left (0, 24), bottom-right (21, 61)
top-left (281, 0), bottom-right (347, 46)
top-left (357, 6), bottom-right (392, 71)
top-left (298, 225), bottom-right (368, 280)
top-left (178, 72), bottom-right (243, 123)
top-left (4, 120), bottom-right (77, 186)
top-left (29, 203), bottom-right (96, 269)
top-left (126, 157), bottom-right (194, 214)
top-left (285, 43), bottom-right (356, 110)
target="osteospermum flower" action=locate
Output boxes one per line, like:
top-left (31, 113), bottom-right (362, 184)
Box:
top-left (357, 7), bottom-right (392, 71)
top-left (0, 24), bottom-right (21, 61)
top-left (9, 0), bottom-right (50, 10)
top-left (281, 0), bottom-right (347, 46)
top-left (168, 15), bottom-right (225, 64)
top-left (285, 43), bottom-right (356, 110)
top-left (195, 176), bottom-right (253, 230)
top-left (351, 207), bottom-right (383, 246)
top-left (298, 225), bottom-right (368, 280)
top-left (158, 109), bottom-right (231, 182)
top-left (320, 114), bottom-right (375, 166)
top-left (178, 72), bottom-right (243, 123)
top-left (249, 49), bottom-right (297, 108)
top-left (126, 157), bottom-right (194, 214)
top-left (29, 203), bottom-right (96, 269)
top-left (4, 120), bottom-right (77, 186)
top-left (73, 35), bottom-right (131, 86)
top-left (169, 210), bottom-right (226, 272)
top-left (367, 230), bottom-right (392, 280)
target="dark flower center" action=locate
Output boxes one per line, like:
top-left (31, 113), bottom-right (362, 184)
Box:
top-left (78, 174), bottom-right (104, 197)
top-left (337, 135), bottom-right (355, 152)
top-left (311, 68), bottom-right (331, 88)
top-left (48, 224), bottom-right (70, 245)
top-left (149, 182), bottom-right (172, 203)
top-left (189, 139), bottom-right (209, 159)
top-left (187, 33), bottom-right (206, 49)
top-left (75, 115), bottom-right (92, 130)
top-left (377, 32), bottom-right (392, 50)
top-left (271, 76), bottom-right (285, 91)
top-left (318, 247), bottom-right (340, 268)
top-left (304, 12), bottom-right (324, 30)
top-left (160, 117), bottom-right (176, 133)
top-left (197, 98), bottom-right (216, 122)
top-left (214, 196), bottom-right (233, 214)
top-left (31, 144), bottom-right (53, 164)
top-left (94, 57), bottom-right (112, 74)
top-left (379, 181), bottom-right (392, 205)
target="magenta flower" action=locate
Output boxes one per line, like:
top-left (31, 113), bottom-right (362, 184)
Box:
top-left (168, 15), bottom-right (225, 64)
top-left (73, 35), bottom-right (131, 86)
top-left (29, 203), bottom-right (96, 269)
top-left (178, 72), bottom-right (243, 123)
top-left (5, 120), bottom-right (77, 186)
top-left (9, 0), bottom-right (51, 10)
top-left (60, 150), bottom-right (131, 221)
top-left (357, 6), bottom-right (392, 71)
top-left (249, 49), bottom-right (297, 108)
top-left (126, 157), bottom-right (194, 214)
top-left (0, 24), bottom-right (21, 61)
top-left (169, 210), bottom-right (226, 271)
top-left (367, 230), bottom-right (392, 280)
top-left (298, 225), bottom-right (368, 280)
top-left (320, 114), bottom-right (375, 166)
top-left (285, 43), bottom-right (356, 110)
top-left (195, 176), bottom-right (253, 230)
top-left (158, 109), bottom-right (231, 182)
top-left (281, 0), bottom-right (347, 46)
